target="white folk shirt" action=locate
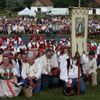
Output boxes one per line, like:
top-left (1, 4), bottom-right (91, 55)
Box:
top-left (59, 54), bottom-right (79, 83)
top-left (83, 58), bottom-right (97, 74)
top-left (68, 65), bottom-right (78, 79)
top-left (60, 59), bottom-right (69, 83)
top-left (60, 62), bottom-right (79, 83)
top-left (21, 61), bottom-right (42, 80)
top-left (81, 53), bottom-right (89, 65)
top-left (97, 45), bottom-right (100, 55)
top-left (40, 54), bottom-right (58, 75)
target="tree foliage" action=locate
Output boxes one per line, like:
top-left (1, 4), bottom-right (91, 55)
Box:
top-left (6, 0), bottom-right (25, 11)
top-left (0, 0), bottom-right (6, 8)
top-left (24, 0), bottom-right (34, 8)
top-left (0, 0), bottom-right (94, 11)
top-left (53, 0), bottom-right (90, 7)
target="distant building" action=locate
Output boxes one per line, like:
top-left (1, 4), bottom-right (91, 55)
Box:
top-left (88, 0), bottom-right (100, 15)
top-left (88, 0), bottom-right (100, 7)
top-left (31, 0), bottom-right (54, 12)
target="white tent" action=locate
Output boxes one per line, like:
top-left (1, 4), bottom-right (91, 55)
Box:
top-left (18, 7), bottom-right (36, 16)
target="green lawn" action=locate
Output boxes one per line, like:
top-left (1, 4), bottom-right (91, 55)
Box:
top-left (1, 69), bottom-right (100, 100)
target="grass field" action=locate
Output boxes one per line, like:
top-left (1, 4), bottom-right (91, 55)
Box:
top-left (0, 69), bottom-right (100, 100)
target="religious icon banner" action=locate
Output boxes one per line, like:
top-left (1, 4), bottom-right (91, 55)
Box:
top-left (71, 7), bottom-right (89, 57)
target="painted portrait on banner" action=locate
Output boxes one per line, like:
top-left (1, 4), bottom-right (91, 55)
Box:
top-left (75, 17), bottom-right (85, 37)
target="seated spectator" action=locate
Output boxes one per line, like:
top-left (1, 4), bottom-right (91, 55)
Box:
top-left (20, 52), bottom-right (42, 93)
top-left (60, 51), bottom-right (86, 95)
top-left (97, 53), bottom-right (100, 68)
top-left (40, 49), bottom-right (59, 90)
top-left (82, 51), bottom-right (97, 86)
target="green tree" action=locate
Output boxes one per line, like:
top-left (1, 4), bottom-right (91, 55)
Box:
top-left (0, 0), bottom-right (6, 9)
top-left (6, 0), bottom-right (25, 11)
top-left (80, 0), bottom-right (89, 7)
top-left (24, 0), bottom-right (34, 8)
top-left (52, 0), bottom-right (89, 7)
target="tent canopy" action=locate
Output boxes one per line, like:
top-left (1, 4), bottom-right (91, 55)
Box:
top-left (18, 7), bottom-right (36, 16)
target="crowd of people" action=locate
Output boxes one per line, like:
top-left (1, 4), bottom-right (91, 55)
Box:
top-left (88, 18), bottom-right (100, 33)
top-left (0, 16), bottom-right (100, 36)
top-left (0, 33), bottom-right (100, 97)
top-left (0, 16), bottom-right (70, 35)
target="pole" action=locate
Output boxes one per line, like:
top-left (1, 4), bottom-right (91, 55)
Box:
top-left (77, 55), bottom-right (80, 95)
top-left (76, 43), bottom-right (80, 96)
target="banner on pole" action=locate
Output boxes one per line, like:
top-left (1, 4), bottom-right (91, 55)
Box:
top-left (71, 7), bottom-right (89, 57)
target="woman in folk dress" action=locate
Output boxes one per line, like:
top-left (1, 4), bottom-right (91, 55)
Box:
top-left (0, 53), bottom-right (22, 97)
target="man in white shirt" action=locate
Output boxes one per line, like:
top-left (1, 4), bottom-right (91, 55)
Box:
top-left (60, 52), bottom-right (86, 94)
top-left (21, 53), bottom-right (42, 93)
top-left (97, 43), bottom-right (100, 68)
top-left (40, 49), bottom-right (59, 89)
top-left (82, 51), bottom-right (97, 86)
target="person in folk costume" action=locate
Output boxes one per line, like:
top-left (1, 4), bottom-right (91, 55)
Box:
top-left (17, 41), bottom-right (27, 53)
top-left (0, 53), bottom-right (22, 97)
top-left (80, 51), bottom-right (89, 79)
top-left (0, 42), bottom-right (7, 51)
top-left (96, 43), bottom-right (100, 68)
top-left (7, 41), bottom-right (16, 54)
top-left (37, 38), bottom-right (45, 58)
top-left (81, 51), bottom-right (89, 66)
top-left (0, 36), bottom-right (8, 51)
top-left (14, 52), bottom-right (23, 82)
top-left (82, 50), bottom-right (97, 86)
top-left (6, 53), bottom-right (16, 66)
top-left (38, 35), bottom-right (46, 51)
top-left (60, 35), bottom-right (66, 45)
top-left (20, 50), bottom-right (42, 93)
top-left (55, 42), bottom-right (62, 55)
top-left (0, 49), bottom-right (4, 64)
top-left (59, 47), bottom-right (72, 85)
top-left (2, 35), bottom-right (7, 43)
top-left (0, 37), bottom-right (3, 48)
top-left (16, 53), bottom-right (29, 85)
top-left (40, 49), bottom-right (59, 90)
top-left (13, 34), bottom-right (22, 47)
top-left (97, 54), bottom-right (100, 68)
top-left (38, 45), bottom-right (45, 58)
top-left (48, 39), bottom-right (57, 53)
top-left (60, 51), bottom-right (86, 96)
top-left (28, 34), bottom-right (39, 50)
top-left (97, 43), bottom-right (100, 56)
